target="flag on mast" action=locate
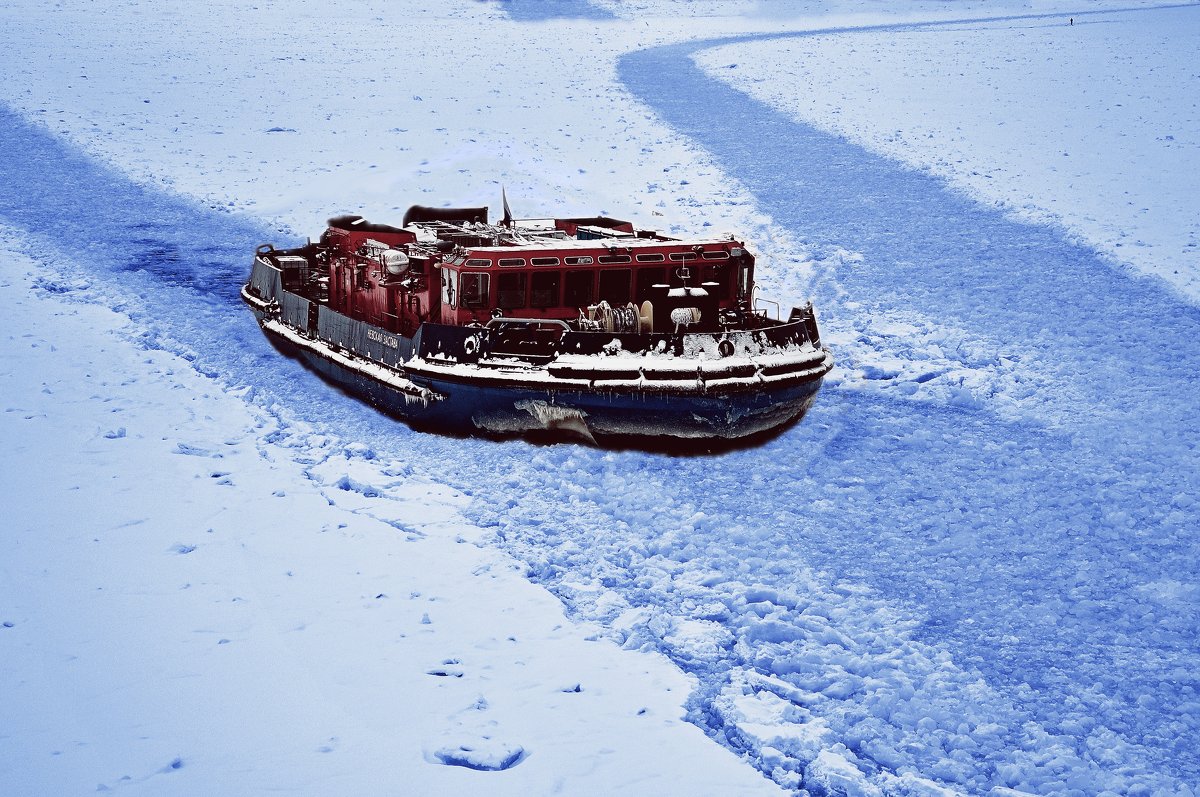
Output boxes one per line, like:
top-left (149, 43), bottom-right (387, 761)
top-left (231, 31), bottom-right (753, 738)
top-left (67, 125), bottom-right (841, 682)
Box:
top-left (501, 187), bottom-right (513, 228)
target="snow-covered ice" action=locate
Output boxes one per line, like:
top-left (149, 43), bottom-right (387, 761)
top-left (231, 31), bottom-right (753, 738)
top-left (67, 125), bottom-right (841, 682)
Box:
top-left (695, 5), bottom-right (1200, 301)
top-left (0, 231), bottom-right (781, 795)
top-left (1, 0), bottom-right (1198, 795)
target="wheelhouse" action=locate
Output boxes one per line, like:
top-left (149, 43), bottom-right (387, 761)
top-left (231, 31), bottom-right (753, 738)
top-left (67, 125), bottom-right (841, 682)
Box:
top-left (278, 208), bottom-right (758, 341)
top-left (436, 235), bottom-right (754, 327)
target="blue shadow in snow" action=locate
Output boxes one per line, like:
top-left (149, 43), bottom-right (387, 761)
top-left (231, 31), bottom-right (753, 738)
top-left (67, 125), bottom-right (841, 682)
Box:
top-left (0, 104), bottom-right (324, 397)
top-left (0, 105), bottom-right (293, 303)
top-left (496, 0), bottom-right (616, 22)
top-left (608, 10), bottom-right (1200, 782)
top-left (618, 13), bottom-right (1200, 428)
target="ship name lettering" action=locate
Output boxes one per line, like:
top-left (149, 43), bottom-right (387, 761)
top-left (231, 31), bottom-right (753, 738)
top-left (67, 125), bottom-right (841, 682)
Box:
top-left (367, 328), bottom-right (399, 348)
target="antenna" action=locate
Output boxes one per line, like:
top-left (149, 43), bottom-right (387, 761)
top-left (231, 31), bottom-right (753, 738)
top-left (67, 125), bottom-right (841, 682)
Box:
top-left (501, 186), bottom-right (513, 228)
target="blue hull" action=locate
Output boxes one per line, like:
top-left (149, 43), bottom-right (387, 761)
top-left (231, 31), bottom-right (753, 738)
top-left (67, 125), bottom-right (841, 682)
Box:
top-left (245, 279), bottom-right (830, 445)
top-left (409, 369), bottom-right (825, 441)
top-left (272, 331), bottom-right (824, 443)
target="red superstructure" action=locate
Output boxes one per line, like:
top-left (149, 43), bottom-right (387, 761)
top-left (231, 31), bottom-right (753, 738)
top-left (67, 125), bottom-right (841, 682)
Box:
top-left (315, 208), bottom-right (754, 337)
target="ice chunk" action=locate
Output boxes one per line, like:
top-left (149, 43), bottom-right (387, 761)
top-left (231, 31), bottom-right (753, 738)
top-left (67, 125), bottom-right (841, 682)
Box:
top-left (427, 737), bottom-right (527, 771)
top-left (805, 750), bottom-right (882, 797)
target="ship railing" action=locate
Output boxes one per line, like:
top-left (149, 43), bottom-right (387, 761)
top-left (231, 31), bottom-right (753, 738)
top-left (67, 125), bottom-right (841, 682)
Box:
top-left (754, 297), bottom-right (781, 322)
top-left (485, 317), bottom-right (571, 331)
top-left (483, 317), bottom-right (570, 363)
top-left (787, 302), bottom-right (821, 349)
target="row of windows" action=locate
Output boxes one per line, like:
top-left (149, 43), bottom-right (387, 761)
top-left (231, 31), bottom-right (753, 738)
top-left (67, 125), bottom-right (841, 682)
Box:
top-left (453, 265), bottom-right (734, 311)
top-left (457, 250), bottom-right (730, 269)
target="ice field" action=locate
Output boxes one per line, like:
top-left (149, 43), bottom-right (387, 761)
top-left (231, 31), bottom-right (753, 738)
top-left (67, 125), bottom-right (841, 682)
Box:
top-left (1, 1), bottom-right (1197, 794)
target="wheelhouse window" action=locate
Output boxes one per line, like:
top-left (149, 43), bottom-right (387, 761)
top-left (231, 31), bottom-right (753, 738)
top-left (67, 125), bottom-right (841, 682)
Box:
top-left (701, 264), bottom-right (731, 296)
top-left (635, 253), bottom-right (665, 263)
top-left (702, 250), bottom-right (729, 260)
top-left (636, 267), bottom-right (666, 303)
top-left (498, 258), bottom-right (526, 268)
top-left (598, 254), bottom-right (632, 264)
top-left (598, 269), bottom-right (632, 306)
top-left (669, 252), bottom-right (699, 262)
top-left (459, 272), bottom-right (490, 309)
top-left (530, 271), bottom-right (560, 308)
top-left (564, 256), bottom-right (593, 266)
top-left (531, 257), bottom-right (559, 267)
top-left (497, 272), bottom-right (526, 309)
top-left (564, 270), bottom-right (593, 307)
top-left (466, 258), bottom-right (491, 268)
